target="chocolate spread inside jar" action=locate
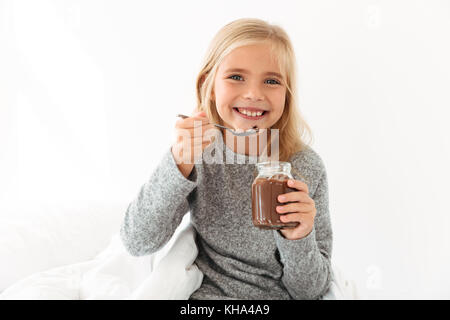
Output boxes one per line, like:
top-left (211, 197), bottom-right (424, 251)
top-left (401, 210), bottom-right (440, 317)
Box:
top-left (251, 163), bottom-right (300, 230)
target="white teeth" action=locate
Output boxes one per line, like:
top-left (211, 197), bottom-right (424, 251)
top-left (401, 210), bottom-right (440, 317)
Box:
top-left (237, 108), bottom-right (264, 117)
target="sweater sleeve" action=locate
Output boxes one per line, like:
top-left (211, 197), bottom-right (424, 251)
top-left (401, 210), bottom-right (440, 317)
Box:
top-left (120, 147), bottom-right (198, 256)
top-left (272, 167), bottom-right (333, 300)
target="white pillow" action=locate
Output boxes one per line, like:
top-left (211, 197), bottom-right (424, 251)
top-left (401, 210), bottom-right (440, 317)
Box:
top-left (0, 200), bottom-right (127, 292)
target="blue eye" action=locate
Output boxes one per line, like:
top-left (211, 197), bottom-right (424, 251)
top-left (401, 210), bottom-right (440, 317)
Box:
top-left (228, 75), bottom-right (280, 85)
top-left (229, 75), bottom-right (243, 81)
top-left (266, 79), bottom-right (280, 85)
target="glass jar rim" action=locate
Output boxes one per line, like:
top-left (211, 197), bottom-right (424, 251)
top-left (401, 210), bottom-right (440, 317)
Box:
top-left (256, 161), bottom-right (291, 168)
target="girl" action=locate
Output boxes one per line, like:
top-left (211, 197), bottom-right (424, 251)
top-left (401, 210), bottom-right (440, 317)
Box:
top-left (120, 18), bottom-right (333, 300)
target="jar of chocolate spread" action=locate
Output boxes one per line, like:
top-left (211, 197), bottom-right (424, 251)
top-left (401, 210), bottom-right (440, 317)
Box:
top-left (251, 161), bottom-right (300, 230)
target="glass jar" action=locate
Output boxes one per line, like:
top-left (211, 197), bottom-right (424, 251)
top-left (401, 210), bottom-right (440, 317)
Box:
top-left (251, 161), bottom-right (299, 230)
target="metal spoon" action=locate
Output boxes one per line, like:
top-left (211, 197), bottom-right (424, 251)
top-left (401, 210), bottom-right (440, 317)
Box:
top-left (176, 114), bottom-right (259, 136)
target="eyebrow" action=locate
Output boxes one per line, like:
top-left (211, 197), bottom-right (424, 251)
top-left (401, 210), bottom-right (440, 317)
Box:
top-left (224, 68), bottom-right (283, 79)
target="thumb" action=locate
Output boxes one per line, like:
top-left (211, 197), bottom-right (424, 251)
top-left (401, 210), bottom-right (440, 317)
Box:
top-left (194, 110), bottom-right (207, 118)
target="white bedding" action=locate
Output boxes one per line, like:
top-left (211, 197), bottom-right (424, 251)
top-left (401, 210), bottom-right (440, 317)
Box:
top-left (0, 221), bottom-right (203, 299)
top-left (0, 217), bottom-right (358, 300)
top-left (0, 200), bottom-right (127, 292)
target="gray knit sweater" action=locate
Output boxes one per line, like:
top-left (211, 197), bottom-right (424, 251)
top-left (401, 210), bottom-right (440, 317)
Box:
top-left (120, 132), bottom-right (333, 300)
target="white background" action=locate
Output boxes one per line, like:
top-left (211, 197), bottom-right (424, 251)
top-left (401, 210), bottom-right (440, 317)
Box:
top-left (1, 0), bottom-right (449, 299)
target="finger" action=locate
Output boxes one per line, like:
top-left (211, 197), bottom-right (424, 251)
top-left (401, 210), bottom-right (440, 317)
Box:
top-left (279, 212), bottom-right (301, 223)
top-left (282, 219), bottom-right (311, 238)
top-left (176, 117), bottom-right (210, 129)
top-left (191, 118), bottom-right (211, 128)
top-left (193, 111), bottom-right (207, 117)
top-left (276, 202), bottom-right (313, 214)
top-left (279, 212), bottom-right (312, 226)
top-left (193, 141), bottom-right (212, 152)
top-left (287, 179), bottom-right (309, 194)
top-left (191, 110), bottom-right (209, 123)
top-left (175, 124), bottom-right (215, 138)
top-left (175, 134), bottom-right (215, 147)
top-left (184, 138), bottom-right (213, 150)
top-left (191, 138), bottom-right (216, 148)
top-left (192, 125), bottom-right (217, 141)
top-left (185, 136), bottom-right (214, 147)
top-left (277, 191), bottom-right (313, 204)
top-left (197, 133), bottom-right (214, 143)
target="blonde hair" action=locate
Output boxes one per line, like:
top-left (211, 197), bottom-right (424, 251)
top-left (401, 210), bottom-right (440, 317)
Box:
top-left (195, 18), bottom-right (313, 161)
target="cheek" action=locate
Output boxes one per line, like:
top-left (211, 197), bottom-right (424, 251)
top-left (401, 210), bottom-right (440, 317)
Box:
top-left (268, 93), bottom-right (286, 121)
top-left (213, 88), bottom-right (232, 120)
top-left (268, 107), bottom-right (285, 126)
top-left (214, 84), bottom-right (238, 111)
top-left (214, 81), bottom-right (234, 100)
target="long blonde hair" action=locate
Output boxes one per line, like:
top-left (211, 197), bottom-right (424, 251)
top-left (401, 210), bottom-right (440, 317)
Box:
top-left (195, 18), bottom-right (313, 161)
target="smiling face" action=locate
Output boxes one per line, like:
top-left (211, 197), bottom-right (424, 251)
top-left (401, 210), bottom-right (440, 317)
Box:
top-left (212, 43), bottom-right (287, 131)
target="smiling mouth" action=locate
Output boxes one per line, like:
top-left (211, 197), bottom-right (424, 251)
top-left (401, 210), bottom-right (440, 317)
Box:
top-left (233, 107), bottom-right (268, 119)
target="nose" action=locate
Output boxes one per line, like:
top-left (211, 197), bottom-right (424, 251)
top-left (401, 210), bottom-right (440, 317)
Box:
top-left (242, 81), bottom-right (264, 101)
